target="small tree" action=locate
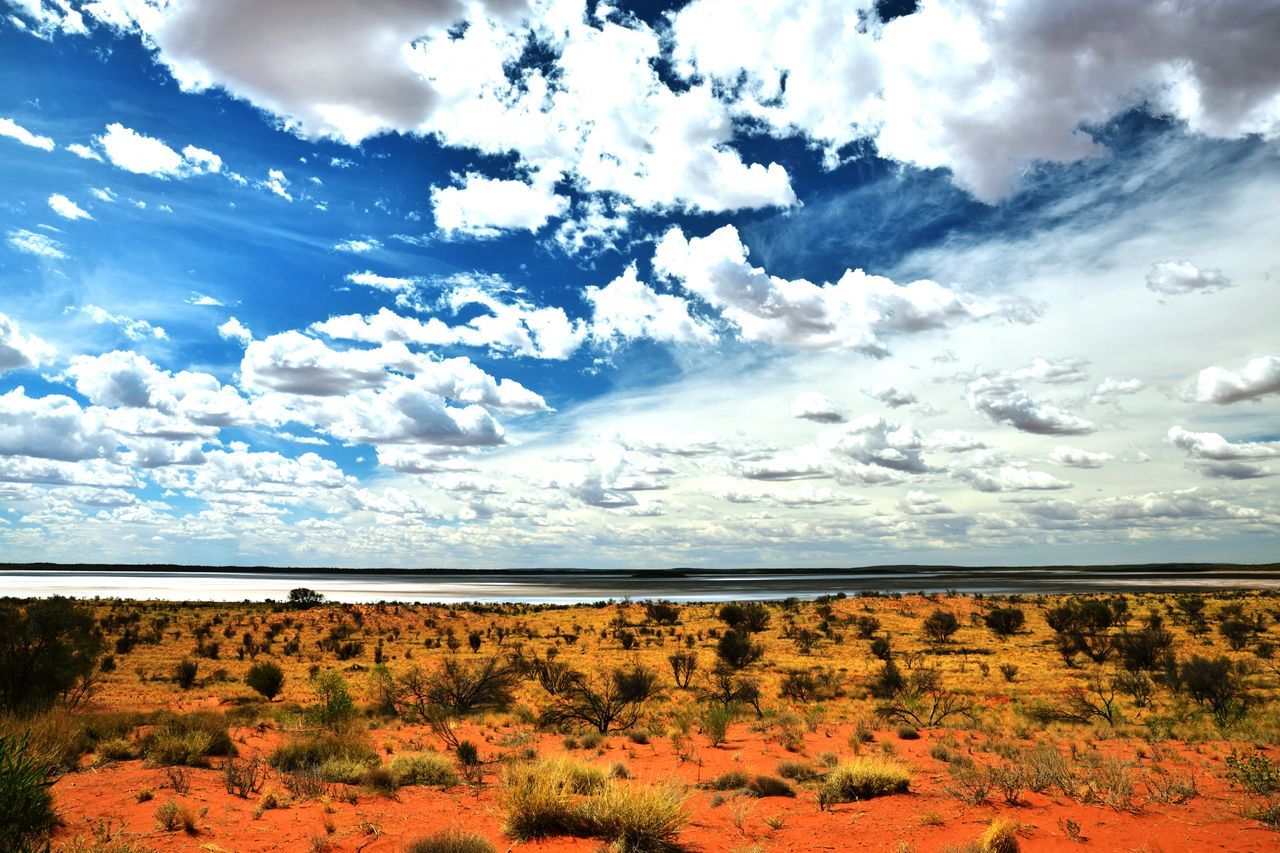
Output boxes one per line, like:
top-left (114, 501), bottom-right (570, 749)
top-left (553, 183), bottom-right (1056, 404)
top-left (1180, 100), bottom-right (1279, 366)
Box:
top-left (922, 610), bottom-right (959, 644)
top-left (669, 652), bottom-right (698, 689)
top-left (0, 597), bottom-right (102, 712)
top-left (468, 631), bottom-right (483, 654)
top-left (311, 670), bottom-right (355, 730)
top-left (288, 588), bottom-right (325, 609)
top-left (245, 662), bottom-right (285, 701)
top-left (175, 659), bottom-right (199, 690)
top-left (716, 630), bottom-right (763, 670)
top-left (983, 607), bottom-right (1025, 638)
top-left (1179, 655), bottom-right (1248, 726)
top-left (540, 666), bottom-right (658, 734)
top-left (719, 602), bottom-right (771, 634)
top-left (395, 656), bottom-right (518, 717)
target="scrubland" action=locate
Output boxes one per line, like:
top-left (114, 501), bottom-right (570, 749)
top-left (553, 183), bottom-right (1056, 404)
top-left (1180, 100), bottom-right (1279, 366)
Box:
top-left (3, 587), bottom-right (1280, 852)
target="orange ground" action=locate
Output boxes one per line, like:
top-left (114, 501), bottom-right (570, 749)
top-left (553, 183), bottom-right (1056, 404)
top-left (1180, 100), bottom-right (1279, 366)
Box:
top-left (32, 592), bottom-right (1280, 852)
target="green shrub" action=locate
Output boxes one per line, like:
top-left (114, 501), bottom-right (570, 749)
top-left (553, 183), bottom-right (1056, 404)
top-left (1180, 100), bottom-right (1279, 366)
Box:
top-left (154, 799), bottom-right (198, 833)
top-left (817, 757), bottom-right (911, 809)
top-left (501, 757), bottom-right (687, 849)
top-left (245, 662), bottom-right (285, 701)
top-left (706, 769), bottom-right (750, 790)
top-left (361, 763), bottom-right (399, 795)
top-left (174, 659), bottom-right (199, 690)
top-left (702, 704), bottom-right (734, 747)
top-left (405, 829), bottom-right (497, 853)
top-left (142, 712), bottom-right (234, 767)
top-left (746, 774), bottom-right (795, 798)
top-left (390, 753), bottom-right (460, 788)
top-left (0, 732), bottom-right (57, 852)
top-left (269, 731), bottom-right (377, 776)
top-left (1, 708), bottom-right (90, 774)
top-left (776, 759), bottom-right (819, 782)
top-left (97, 736), bottom-right (139, 762)
top-left (576, 781), bottom-right (688, 852)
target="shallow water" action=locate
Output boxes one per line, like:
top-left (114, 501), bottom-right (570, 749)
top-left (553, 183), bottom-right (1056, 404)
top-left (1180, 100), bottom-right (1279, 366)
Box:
top-left (2, 566), bottom-right (1279, 603)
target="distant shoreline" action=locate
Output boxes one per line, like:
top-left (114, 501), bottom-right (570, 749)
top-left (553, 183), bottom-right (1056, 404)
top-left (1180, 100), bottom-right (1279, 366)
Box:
top-left (3, 561), bottom-right (1278, 575)
top-left (3, 562), bottom-right (1280, 603)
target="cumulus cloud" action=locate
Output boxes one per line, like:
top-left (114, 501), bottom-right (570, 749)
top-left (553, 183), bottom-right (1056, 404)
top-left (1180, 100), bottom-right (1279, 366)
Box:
top-left (1050, 446), bottom-right (1113, 469)
top-left (955, 464), bottom-right (1072, 493)
top-left (345, 271), bottom-right (419, 292)
top-left (1192, 356), bottom-right (1280, 404)
top-left (673, 0), bottom-right (1280, 201)
top-left (0, 388), bottom-right (118, 461)
top-left (217, 317), bottom-right (253, 345)
top-left (1092, 377), bottom-right (1145, 403)
top-left (863, 383), bottom-right (917, 408)
top-left (584, 265), bottom-right (713, 348)
top-left (431, 172), bottom-right (568, 238)
top-left (897, 490), bottom-right (953, 515)
top-left (87, 0), bottom-right (796, 215)
top-left (94, 123), bottom-right (223, 178)
top-left (1168, 425), bottom-right (1277, 479)
top-left (966, 376), bottom-right (1095, 435)
top-left (817, 415), bottom-right (931, 475)
top-left (790, 392), bottom-right (847, 424)
top-left (0, 313), bottom-right (55, 374)
top-left (654, 225), bottom-right (999, 354)
top-left (48, 193), bottom-right (92, 221)
top-left (1146, 260), bottom-right (1233, 296)
top-left (317, 287), bottom-right (586, 361)
top-left (0, 116), bottom-right (55, 151)
top-left (63, 351), bottom-right (250, 429)
top-left (7, 229), bottom-right (67, 259)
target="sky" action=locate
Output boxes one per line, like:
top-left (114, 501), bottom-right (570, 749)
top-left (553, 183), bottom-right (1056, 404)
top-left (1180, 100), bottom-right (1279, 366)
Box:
top-left (0, 0), bottom-right (1278, 570)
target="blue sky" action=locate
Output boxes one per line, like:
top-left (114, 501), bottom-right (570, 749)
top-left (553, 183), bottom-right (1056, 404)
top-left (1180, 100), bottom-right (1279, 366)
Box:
top-left (1, 0), bottom-right (1278, 568)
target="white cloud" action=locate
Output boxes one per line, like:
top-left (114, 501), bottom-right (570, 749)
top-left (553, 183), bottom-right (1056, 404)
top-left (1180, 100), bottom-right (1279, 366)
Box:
top-left (898, 489), bottom-right (953, 515)
top-left (76, 305), bottom-right (167, 341)
top-left (0, 388), bottom-right (118, 462)
top-left (1146, 260), bottom-right (1233, 296)
top-left (1011, 356), bottom-right (1089, 385)
top-left (48, 193), bottom-right (92, 221)
top-left (217, 316), bottom-right (253, 345)
top-left (1193, 355), bottom-right (1280, 404)
top-left (6, 229), bottom-right (67, 259)
top-left (864, 383), bottom-right (917, 408)
top-left (431, 172), bottom-right (569, 238)
top-left (0, 313), bottom-right (55, 373)
top-left (334, 238), bottom-right (381, 254)
top-left (89, 187), bottom-right (117, 202)
top-left (0, 117), bottom-right (54, 151)
top-left (673, 0), bottom-right (1280, 201)
top-left (317, 288), bottom-right (586, 361)
top-left (180, 144), bottom-right (222, 173)
top-left (1169, 425), bottom-right (1278, 479)
top-left (966, 376), bottom-right (1095, 435)
top-left (584, 264), bottom-right (714, 347)
top-left (67, 143), bottom-right (103, 161)
top-left (344, 270), bottom-right (419, 292)
top-left (1050, 446), bottom-right (1113, 469)
top-left (956, 464), bottom-right (1072, 493)
top-left (654, 224), bottom-right (1000, 353)
top-left (63, 350), bottom-right (250, 430)
top-left (261, 168), bottom-right (291, 200)
top-left (1092, 377), bottom-right (1145, 403)
top-left (790, 391), bottom-right (847, 424)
